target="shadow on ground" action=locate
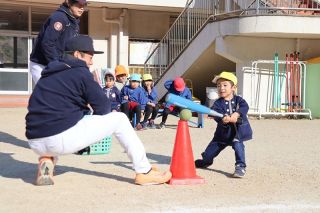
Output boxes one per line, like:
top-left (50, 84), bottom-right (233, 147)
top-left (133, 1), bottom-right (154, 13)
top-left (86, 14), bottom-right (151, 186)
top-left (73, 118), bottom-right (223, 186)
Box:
top-left (0, 152), bottom-right (134, 185)
top-left (0, 131), bottom-right (29, 149)
top-left (90, 152), bottom-right (171, 170)
top-left (203, 167), bottom-right (233, 177)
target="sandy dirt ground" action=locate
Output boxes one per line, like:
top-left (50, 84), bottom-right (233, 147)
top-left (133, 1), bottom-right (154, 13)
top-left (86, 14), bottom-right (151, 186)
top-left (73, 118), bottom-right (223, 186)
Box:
top-left (0, 108), bottom-right (320, 213)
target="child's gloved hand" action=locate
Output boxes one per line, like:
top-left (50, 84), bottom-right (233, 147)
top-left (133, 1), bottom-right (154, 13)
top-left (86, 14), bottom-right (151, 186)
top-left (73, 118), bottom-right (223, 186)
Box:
top-left (230, 112), bottom-right (240, 123)
top-left (123, 96), bottom-right (128, 100)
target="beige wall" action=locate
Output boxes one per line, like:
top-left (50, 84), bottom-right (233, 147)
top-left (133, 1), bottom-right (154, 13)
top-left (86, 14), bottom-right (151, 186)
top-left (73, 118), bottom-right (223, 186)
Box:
top-left (128, 10), bottom-right (172, 39)
top-left (88, 7), bottom-right (177, 70)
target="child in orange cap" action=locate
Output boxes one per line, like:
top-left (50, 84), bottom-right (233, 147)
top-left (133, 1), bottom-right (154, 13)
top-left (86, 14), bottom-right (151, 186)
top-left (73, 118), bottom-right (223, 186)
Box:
top-left (114, 65), bottom-right (129, 91)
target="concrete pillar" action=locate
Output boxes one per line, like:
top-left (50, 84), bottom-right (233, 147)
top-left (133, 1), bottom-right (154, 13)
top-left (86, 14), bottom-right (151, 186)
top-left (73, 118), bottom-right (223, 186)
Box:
top-left (110, 25), bottom-right (118, 69)
top-left (118, 10), bottom-right (129, 68)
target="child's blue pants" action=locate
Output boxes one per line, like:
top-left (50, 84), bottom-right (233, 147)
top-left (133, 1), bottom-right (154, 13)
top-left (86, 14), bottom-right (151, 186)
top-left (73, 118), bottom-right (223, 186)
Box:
top-left (201, 140), bottom-right (246, 168)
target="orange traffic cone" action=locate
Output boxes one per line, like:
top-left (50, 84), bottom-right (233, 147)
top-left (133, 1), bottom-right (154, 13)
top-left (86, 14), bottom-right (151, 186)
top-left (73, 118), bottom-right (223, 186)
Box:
top-left (169, 120), bottom-right (205, 185)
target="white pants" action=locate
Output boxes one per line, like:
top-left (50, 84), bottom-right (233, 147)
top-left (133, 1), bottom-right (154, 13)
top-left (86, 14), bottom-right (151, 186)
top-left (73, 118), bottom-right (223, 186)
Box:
top-left (29, 61), bottom-right (45, 84)
top-left (28, 112), bottom-right (151, 173)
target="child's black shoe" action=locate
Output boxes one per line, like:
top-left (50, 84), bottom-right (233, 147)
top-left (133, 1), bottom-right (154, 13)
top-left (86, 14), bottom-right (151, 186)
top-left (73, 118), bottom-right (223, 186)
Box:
top-left (195, 159), bottom-right (212, 168)
top-left (158, 122), bottom-right (166, 129)
top-left (232, 165), bottom-right (246, 178)
top-left (148, 120), bottom-right (156, 129)
top-left (141, 122), bottom-right (148, 129)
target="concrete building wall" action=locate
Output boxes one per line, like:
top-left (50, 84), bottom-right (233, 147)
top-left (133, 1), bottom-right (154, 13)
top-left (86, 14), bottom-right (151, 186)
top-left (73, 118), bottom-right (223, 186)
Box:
top-left (128, 10), bottom-right (171, 39)
top-left (87, 8), bottom-right (177, 70)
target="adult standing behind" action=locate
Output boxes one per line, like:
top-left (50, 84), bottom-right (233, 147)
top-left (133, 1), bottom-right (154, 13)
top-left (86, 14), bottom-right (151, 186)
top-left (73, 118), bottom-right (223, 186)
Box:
top-left (26, 35), bottom-right (171, 186)
top-left (29, 0), bottom-right (87, 83)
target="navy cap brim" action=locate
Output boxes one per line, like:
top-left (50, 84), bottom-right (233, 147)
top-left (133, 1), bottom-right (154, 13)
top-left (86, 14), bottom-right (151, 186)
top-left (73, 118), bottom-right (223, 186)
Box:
top-left (92, 51), bottom-right (104, 54)
top-left (65, 50), bottom-right (104, 55)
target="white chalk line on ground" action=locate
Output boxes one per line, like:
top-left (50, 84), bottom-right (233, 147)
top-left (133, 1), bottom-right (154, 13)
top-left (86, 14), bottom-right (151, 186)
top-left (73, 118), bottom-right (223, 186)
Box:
top-left (155, 204), bottom-right (320, 213)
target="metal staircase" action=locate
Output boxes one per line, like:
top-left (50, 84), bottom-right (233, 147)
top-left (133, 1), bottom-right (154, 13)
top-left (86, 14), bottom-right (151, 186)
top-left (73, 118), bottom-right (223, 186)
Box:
top-left (144, 0), bottom-right (320, 86)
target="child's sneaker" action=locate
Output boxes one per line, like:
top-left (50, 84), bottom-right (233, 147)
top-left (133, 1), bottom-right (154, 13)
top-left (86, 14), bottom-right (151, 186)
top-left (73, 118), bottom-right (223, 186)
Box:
top-left (195, 159), bottom-right (212, 168)
top-left (232, 165), bottom-right (246, 178)
top-left (135, 123), bottom-right (144, 131)
top-left (158, 122), bottom-right (166, 129)
top-left (148, 120), bottom-right (156, 129)
top-left (141, 122), bottom-right (148, 129)
top-left (36, 157), bottom-right (54, 186)
top-left (135, 167), bottom-right (172, 185)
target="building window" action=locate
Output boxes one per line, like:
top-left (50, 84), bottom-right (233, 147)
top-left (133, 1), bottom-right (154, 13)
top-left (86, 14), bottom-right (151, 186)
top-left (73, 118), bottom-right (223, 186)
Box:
top-left (0, 71), bottom-right (28, 92)
top-left (0, 5), bottom-right (28, 31)
top-left (0, 36), bottom-right (28, 68)
top-left (31, 7), bottom-right (55, 33)
top-left (129, 39), bottom-right (159, 65)
top-left (128, 39), bottom-right (159, 74)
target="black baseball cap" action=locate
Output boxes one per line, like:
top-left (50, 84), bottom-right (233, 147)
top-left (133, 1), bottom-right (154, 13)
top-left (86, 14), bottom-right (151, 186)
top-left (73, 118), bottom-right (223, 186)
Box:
top-left (65, 35), bottom-right (104, 54)
top-left (70, 0), bottom-right (87, 5)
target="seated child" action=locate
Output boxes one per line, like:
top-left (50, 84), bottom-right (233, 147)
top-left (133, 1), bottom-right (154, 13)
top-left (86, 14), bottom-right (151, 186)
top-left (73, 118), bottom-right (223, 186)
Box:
top-left (141, 74), bottom-right (158, 129)
top-left (114, 65), bottom-right (129, 91)
top-left (102, 72), bottom-right (121, 112)
top-left (121, 73), bottom-right (147, 130)
top-left (195, 71), bottom-right (253, 178)
top-left (158, 77), bottom-right (192, 129)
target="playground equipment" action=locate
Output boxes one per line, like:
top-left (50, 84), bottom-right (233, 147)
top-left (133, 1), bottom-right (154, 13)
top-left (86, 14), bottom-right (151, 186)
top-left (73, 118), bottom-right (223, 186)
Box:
top-left (248, 53), bottom-right (312, 119)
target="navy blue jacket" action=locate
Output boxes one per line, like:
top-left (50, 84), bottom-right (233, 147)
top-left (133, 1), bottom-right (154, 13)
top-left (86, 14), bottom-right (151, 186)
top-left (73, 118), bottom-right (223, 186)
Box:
top-left (142, 86), bottom-right (158, 104)
top-left (30, 4), bottom-right (80, 66)
top-left (25, 56), bottom-right (111, 139)
top-left (121, 85), bottom-right (148, 110)
top-left (212, 95), bottom-right (252, 143)
top-left (164, 80), bottom-right (192, 108)
top-left (103, 86), bottom-right (121, 111)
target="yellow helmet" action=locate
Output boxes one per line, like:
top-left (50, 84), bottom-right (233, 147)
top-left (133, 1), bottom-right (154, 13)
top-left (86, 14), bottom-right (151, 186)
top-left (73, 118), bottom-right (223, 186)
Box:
top-left (142, 73), bottom-right (153, 81)
top-left (212, 71), bottom-right (237, 85)
top-left (115, 65), bottom-right (128, 77)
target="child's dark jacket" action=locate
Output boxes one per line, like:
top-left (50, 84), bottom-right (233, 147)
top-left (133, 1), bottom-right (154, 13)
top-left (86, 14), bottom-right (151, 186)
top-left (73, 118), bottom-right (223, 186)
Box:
top-left (103, 86), bottom-right (121, 111)
top-left (212, 95), bottom-right (252, 143)
top-left (142, 86), bottom-right (158, 104)
top-left (163, 80), bottom-right (192, 108)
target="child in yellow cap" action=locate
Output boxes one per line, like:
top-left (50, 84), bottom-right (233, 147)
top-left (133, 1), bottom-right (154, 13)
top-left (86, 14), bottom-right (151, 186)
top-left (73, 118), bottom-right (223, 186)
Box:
top-left (195, 71), bottom-right (252, 178)
top-left (141, 74), bottom-right (159, 129)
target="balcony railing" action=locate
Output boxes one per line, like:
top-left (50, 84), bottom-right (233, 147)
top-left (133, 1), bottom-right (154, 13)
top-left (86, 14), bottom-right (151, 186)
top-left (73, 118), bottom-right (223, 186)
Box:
top-left (144, 0), bottom-right (320, 83)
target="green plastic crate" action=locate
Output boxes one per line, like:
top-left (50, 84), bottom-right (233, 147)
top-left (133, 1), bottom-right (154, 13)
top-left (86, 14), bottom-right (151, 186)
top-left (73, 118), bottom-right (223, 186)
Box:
top-left (82, 136), bottom-right (112, 155)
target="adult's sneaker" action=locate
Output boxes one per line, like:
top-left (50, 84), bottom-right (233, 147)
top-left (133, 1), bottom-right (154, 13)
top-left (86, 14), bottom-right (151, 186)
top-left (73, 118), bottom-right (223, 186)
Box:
top-left (135, 168), bottom-right (172, 185)
top-left (36, 157), bottom-right (54, 186)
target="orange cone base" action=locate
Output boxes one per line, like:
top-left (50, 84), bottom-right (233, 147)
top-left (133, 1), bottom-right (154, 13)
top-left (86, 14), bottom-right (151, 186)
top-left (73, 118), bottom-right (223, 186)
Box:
top-left (169, 175), bottom-right (205, 185)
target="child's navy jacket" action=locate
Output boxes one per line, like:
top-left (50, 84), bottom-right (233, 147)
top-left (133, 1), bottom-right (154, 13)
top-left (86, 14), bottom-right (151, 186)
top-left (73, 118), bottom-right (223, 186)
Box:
top-left (103, 86), bottom-right (121, 111)
top-left (212, 95), bottom-right (253, 143)
top-left (164, 80), bottom-right (192, 108)
top-left (121, 85), bottom-right (148, 110)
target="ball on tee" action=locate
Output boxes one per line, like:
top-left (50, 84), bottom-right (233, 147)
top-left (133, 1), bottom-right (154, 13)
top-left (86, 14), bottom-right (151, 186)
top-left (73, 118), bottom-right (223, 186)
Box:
top-left (180, 109), bottom-right (192, 121)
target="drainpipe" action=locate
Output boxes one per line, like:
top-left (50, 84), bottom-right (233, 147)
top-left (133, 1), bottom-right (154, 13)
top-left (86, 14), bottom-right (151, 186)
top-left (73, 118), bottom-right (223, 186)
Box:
top-left (102, 8), bottom-right (128, 67)
top-left (296, 38), bottom-right (301, 54)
